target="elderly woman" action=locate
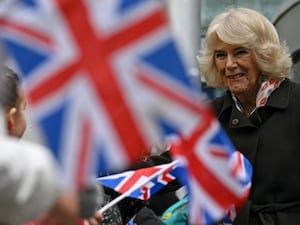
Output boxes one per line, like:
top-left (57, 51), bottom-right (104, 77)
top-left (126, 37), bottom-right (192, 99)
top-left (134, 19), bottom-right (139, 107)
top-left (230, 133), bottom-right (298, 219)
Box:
top-left (198, 7), bottom-right (300, 225)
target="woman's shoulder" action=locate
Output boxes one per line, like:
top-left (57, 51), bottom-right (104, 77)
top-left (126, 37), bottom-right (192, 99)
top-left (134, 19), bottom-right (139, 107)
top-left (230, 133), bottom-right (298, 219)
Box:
top-left (289, 78), bottom-right (300, 90)
top-left (284, 79), bottom-right (300, 98)
top-left (211, 95), bottom-right (225, 106)
top-left (210, 94), bottom-right (228, 116)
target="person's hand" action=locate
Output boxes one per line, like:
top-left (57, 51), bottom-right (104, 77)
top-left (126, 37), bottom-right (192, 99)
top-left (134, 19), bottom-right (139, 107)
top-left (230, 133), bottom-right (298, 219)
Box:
top-left (41, 191), bottom-right (80, 225)
top-left (83, 212), bottom-right (103, 225)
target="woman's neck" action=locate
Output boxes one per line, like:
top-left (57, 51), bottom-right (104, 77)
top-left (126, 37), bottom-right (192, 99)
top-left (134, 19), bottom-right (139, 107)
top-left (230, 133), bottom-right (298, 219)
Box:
top-left (242, 101), bottom-right (256, 117)
top-left (235, 89), bottom-right (258, 117)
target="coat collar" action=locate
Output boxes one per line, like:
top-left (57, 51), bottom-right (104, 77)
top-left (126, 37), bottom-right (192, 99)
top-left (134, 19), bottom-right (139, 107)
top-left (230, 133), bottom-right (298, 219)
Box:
top-left (264, 78), bottom-right (290, 109)
top-left (215, 78), bottom-right (291, 120)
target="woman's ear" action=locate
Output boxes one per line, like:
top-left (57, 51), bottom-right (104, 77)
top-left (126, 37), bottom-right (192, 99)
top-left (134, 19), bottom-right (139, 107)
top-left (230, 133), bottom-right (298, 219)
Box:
top-left (6, 107), bottom-right (17, 134)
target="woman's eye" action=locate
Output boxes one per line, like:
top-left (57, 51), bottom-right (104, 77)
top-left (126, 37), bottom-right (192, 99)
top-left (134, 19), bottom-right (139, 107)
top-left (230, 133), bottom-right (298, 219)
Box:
top-left (215, 52), bottom-right (226, 59)
top-left (235, 49), bottom-right (248, 57)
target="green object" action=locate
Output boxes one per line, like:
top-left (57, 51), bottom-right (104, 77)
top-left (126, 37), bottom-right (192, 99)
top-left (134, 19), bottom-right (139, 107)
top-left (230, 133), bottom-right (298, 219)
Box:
top-left (161, 196), bottom-right (188, 225)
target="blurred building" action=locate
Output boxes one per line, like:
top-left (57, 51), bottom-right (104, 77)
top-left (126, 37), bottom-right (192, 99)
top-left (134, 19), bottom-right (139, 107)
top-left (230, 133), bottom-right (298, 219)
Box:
top-left (201, 0), bottom-right (285, 35)
top-left (273, 0), bottom-right (300, 83)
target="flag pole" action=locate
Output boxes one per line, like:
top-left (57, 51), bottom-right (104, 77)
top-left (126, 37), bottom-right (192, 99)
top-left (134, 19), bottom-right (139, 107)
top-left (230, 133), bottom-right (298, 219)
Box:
top-left (98, 160), bottom-right (179, 214)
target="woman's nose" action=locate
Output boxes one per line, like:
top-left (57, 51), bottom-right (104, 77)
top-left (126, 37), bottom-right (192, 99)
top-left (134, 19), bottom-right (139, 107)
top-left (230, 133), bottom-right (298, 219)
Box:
top-left (226, 55), bottom-right (237, 69)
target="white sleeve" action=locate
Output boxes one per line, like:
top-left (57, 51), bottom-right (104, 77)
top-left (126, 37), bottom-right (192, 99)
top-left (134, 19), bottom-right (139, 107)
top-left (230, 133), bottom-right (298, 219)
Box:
top-left (0, 137), bottom-right (63, 225)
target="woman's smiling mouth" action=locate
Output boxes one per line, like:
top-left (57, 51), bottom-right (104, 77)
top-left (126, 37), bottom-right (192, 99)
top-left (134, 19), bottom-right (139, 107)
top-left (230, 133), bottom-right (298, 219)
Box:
top-left (227, 73), bottom-right (244, 79)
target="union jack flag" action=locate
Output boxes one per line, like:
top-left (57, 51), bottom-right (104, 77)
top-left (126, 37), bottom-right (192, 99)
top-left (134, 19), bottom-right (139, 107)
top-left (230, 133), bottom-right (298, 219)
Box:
top-left (170, 105), bottom-right (252, 225)
top-left (96, 160), bottom-right (179, 201)
top-left (0, 0), bottom-right (203, 188)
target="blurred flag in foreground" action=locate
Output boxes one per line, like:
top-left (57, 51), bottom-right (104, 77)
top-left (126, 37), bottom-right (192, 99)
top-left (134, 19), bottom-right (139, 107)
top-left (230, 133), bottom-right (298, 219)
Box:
top-left (170, 104), bottom-right (252, 225)
top-left (0, 0), bottom-right (203, 188)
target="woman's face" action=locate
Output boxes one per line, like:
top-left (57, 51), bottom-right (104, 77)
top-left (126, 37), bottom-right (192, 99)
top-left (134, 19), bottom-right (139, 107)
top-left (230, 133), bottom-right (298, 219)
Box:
top-left (213, 38), bottom-right (261, 97)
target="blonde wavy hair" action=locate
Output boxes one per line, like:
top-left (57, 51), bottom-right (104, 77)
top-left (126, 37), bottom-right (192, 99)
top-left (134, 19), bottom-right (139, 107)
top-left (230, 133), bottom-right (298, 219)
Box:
top-left (197, 7), bottom-right (292, 89)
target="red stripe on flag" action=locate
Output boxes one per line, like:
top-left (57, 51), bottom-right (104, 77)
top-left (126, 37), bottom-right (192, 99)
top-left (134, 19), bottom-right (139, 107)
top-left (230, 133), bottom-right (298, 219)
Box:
top-left (136, 69), bottom-right (205, 114)
top-left (106, 10), bottom-right (167, 52)
top-left (29, 63), bottom-right (78, 104)
top-left (141, 186), bottom-right (149, 200)
top-left (182, 114), bottom-right (240, 209)
top-left (76, 117), bottom-right (92, 189)
top-left (231, 152), bottom-right (243, 177)
top-left (118, 167), bottom-right (160, 193)
top-left (210, 148), bottom-right (229, 158)
top-left (0, 19), bottom-right (53, 46)
top-left (188, 151), bottom-right (238, 208)
top-left (160, 167), bottom-right (174, 183)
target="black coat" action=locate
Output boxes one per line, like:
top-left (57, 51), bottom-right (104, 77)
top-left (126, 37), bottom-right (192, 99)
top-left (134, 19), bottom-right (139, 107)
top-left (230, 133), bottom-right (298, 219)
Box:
top-left (212, 79), bottom-right (300, 225)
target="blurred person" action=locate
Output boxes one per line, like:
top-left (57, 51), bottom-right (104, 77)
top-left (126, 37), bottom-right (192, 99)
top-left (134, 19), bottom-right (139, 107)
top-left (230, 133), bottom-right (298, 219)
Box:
top-left (0, 66), bottom-right (26, 138)
top-left (0, 65), bottom-right (101, 225)
top-left (0, 111), bottom-right (80, 225)
top-left (198, 7), bottom-right (300, 225)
